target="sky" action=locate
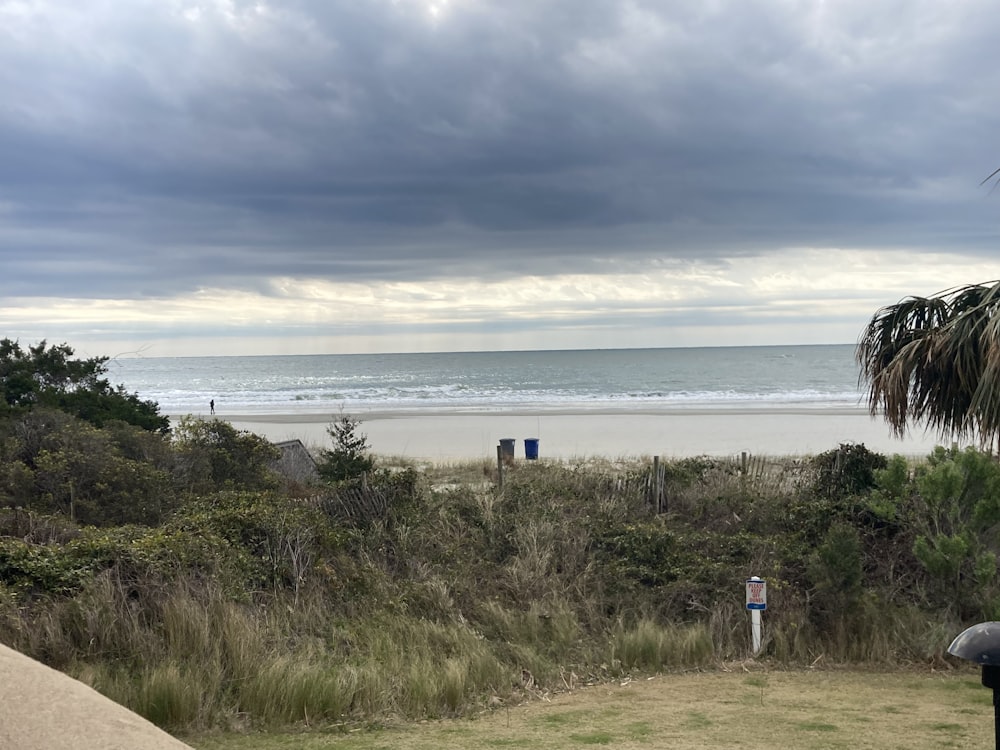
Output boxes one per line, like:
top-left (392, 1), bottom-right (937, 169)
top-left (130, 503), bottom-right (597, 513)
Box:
top-left (3, 0), bottom-right (1000, 358)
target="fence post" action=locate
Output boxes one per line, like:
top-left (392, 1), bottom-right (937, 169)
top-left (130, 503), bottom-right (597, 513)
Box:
top-left (660, 458), bottom-right (667, 513)
top-left (652, 455), bottom-right (663, 513)
top-left (497, 445), bottom-right (504, 490)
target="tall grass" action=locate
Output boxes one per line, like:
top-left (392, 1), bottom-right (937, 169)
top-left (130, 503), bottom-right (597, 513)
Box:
top-left (239, 655), bottom-right (355, 724)
top-left (5, 577), bottom-right (523, 727)
top-left (611, 619), bottom-right (715, 671)
top-left (134, 662), bottom-right (207, 729)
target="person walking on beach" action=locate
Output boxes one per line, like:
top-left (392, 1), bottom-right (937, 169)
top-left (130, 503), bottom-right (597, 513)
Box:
top-left (210, 399), bottom-right (215, 415)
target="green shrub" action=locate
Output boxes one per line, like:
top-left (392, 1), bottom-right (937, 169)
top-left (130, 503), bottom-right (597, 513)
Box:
top-left (811, 443), bottom-right (888, 499)
top-left (169, 492), bottom-right (343, 594)
top-left (906, 447), bottom-right (1000, 616)
top-left (807, 523), bottom-right (864, 619)
top-left (0, 409), bottom-right (175, 526)
top-left (0, 537), bottom-right (96, 596)
top-left (172, 417), bottom-right (280, 494)
top-left (317, 413), bottom-right (376, 482)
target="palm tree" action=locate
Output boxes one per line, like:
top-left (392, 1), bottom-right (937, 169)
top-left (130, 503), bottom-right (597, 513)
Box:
top-left (856, 281), bottom-right (1000, 452)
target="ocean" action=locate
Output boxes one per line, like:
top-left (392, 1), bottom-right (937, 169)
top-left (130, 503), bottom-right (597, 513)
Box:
top-left (108, 344), bottom-right (865, 416)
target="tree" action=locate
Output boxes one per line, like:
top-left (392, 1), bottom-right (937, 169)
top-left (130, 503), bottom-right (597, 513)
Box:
top-left (856, 281), bottom-right (1000, 452)
top-left (0, 339), bottom-right (167, 432)
top-left (317, 413), bottom-right (375, 482)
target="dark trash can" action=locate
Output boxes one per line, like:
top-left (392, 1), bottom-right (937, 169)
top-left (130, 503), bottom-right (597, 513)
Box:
top-left (499, 438), bottom-right (516, 458)
top-left (524, 438), bottom-right (539, 460)
top-left (948, 621), bottom-right (1000, 748)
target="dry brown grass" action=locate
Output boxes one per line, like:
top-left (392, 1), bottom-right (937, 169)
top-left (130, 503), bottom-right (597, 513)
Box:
top-left (187, 666), bottom-right (992, 749)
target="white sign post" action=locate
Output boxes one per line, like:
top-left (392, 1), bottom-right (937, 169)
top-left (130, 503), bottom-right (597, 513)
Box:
top-left (745, 577), bottom-right (767, 655)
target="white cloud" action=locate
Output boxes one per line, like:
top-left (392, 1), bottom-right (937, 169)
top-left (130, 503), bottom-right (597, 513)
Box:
top-left (6, 247), bottom-right (999, 356)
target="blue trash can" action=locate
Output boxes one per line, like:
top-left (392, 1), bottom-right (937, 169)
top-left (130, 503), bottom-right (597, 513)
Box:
top-left (524, 438), bottom-right (539, 460)
top-left (499, 438), bottom-right (516, 458)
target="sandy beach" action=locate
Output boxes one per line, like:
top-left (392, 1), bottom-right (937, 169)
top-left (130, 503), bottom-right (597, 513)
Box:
top-left (214, 407), bottom-right (955, 461)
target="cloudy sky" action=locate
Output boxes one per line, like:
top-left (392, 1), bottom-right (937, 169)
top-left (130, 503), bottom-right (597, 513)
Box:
top-left (3, 0), bottom-right (1000, 357)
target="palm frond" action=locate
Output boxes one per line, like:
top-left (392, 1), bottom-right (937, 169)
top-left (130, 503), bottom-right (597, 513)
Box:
top-left (856, 281), bottom-right (1000, 448)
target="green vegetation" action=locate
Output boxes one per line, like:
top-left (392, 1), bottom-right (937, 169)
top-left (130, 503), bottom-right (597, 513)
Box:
top-left (317, 412), bottom-right (376, 482)
top-left (0, 338), bottom-right (168, 432)
top-left (2, 341), bottom-right (1000, 741)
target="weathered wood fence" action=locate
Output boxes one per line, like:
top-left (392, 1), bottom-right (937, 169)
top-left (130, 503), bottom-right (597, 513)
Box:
top-left (296, 474), bottom-right (403, 526)
top-left (593, 452), bottom-right (813, 515)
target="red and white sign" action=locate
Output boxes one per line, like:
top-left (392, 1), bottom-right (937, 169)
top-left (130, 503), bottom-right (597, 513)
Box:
top-left (746, 578), bottom-right (767, 610)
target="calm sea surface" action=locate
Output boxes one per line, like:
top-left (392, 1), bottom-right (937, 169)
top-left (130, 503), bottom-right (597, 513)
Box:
top-left (109, 345), bottom-right (865, 416)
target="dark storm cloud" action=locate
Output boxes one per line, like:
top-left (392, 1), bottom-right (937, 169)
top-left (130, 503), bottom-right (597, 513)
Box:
top-left (2, 0), bottom-right (1000, 300)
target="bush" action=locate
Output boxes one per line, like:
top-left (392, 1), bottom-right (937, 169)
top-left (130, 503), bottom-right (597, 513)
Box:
top-left (811, 443), bottom-right (888, 499)
top-left (172, 417), bottom-right (280, 494)
top-left (806, 523), bottom-right (864, 619)
top-left (0, 409), bottom-right (175, 526)
top-left (169, 492), bottom-right (343, 594)
top-left (907, 447), bottom-right (1000, 616)
top-left (0, 524), bottom-right (252, 600)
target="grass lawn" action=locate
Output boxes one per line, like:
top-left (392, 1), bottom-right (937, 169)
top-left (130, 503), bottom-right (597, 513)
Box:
top-left (186, 667), bottom-right (993, 750)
